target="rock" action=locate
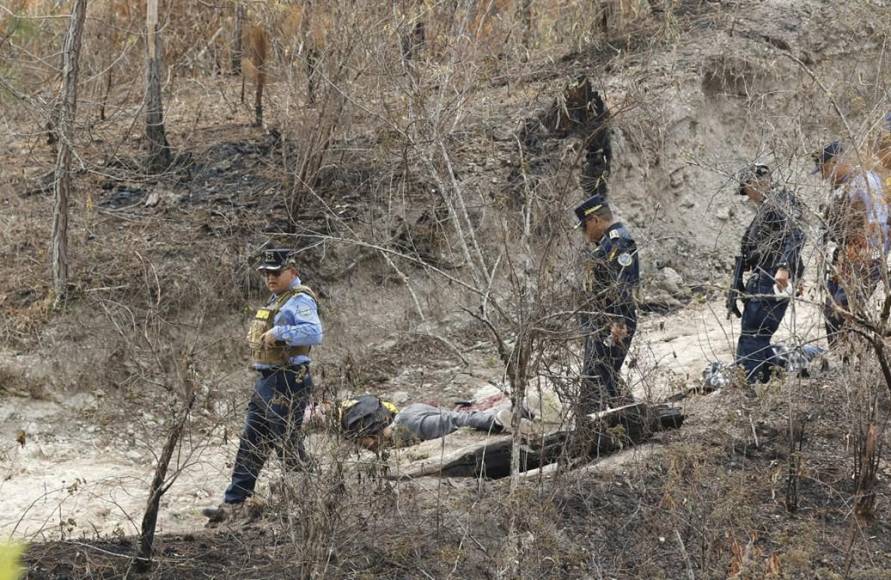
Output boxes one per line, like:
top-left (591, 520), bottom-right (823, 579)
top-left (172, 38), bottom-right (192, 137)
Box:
top-left (716, 206), bottom-right (733, 221)
top-left (144, 189), bottom-right (161, 207)
top-left (388, 391), bottom-right (410, 404)
top-left (66, 392), bottom-right (98, 412)
top-left (125, 450), bottom-right (142, 462)
top-left (212, 159), bottom-right (232, 173)
top-left (375, 339), bottom-right (398, 352)
top-left (669, 168), bottom-right (685, 188)
top-left (661, 267), bottom-right (688, 297)
top-left (145, 188), bottom-right (178, 208)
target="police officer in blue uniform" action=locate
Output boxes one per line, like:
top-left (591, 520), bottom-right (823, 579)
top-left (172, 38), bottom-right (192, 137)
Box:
top-left (204, 249), bottom-right (323, 524)
top-left (726, 164), bottom-right (805, 383)
top-left (575, 194), bottom-right (640, 415)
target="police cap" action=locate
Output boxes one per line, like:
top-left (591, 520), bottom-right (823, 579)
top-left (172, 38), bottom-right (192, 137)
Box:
top-left (257, 248), bottom-right (293, 271)
top-left (737, 163), bottom-right (771, 195)
top-left (574, 194), bottom-right (609, 227)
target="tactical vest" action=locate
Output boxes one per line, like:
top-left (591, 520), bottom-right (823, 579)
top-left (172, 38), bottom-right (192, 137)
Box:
top-left (248, 285), bottom-right (318, 366)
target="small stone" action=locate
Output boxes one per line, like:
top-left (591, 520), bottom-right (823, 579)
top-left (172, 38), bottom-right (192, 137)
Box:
top-left (669, 168), bottom-right (685, 188)
top-left (388, 391), bottom-right (410, 404)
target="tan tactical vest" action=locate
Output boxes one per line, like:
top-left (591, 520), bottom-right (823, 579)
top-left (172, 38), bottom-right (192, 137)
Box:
top-left (248, 285), bottom-right (318, 366)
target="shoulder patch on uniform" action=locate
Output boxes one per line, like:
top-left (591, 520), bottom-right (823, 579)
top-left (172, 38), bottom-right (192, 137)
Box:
top-left (617, 252), bottom-right (633, 267)
top-left (609, 229), bottom-right (621, 239)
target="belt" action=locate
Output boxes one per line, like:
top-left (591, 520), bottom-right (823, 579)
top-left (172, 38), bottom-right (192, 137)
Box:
top-left (257, 363), bottom-right (309, 378)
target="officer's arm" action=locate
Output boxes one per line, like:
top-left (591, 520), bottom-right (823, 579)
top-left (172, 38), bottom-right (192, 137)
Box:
top-left (777, 206), bottom-right (806, 277)
top-left (271, 294), bottom-right (324, 346)
top-left (606, 241), bottom-right (639, 324)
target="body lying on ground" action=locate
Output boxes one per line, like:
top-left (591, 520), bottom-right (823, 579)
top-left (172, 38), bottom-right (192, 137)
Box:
top-left (334, 394), bottom-right (537, 451)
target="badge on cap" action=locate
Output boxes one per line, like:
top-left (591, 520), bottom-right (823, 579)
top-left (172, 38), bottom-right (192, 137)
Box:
top-left (609, 229), bottom-right (620, 239)
top-left (265, 250), bottom-right (275, 262)
top-left (617, 253), bottom-right (633, 267)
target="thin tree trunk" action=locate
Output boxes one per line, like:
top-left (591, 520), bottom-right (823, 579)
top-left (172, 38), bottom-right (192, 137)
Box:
top-left (98, 0), bottom-right (114, 121)
top-left (231, 2), bottom-right (244, 75)
top-left (136, 394), bottom-right (196, 569)
top-left (249, 24), bottom-right (267, 127)
top-left (145, 0), bottom-right (171, 172)
top-left (52, 0), bottom-right (88, 307)
top-left (521, 0), bottom-right (533, 47)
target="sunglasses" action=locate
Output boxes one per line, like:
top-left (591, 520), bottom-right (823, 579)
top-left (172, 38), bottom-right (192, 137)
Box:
top-left (262, 269), bottom-right (286, 277)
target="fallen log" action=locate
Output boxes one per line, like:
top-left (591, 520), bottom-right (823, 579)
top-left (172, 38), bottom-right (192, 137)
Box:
top-left (387, 402), bottom-right (684, 480)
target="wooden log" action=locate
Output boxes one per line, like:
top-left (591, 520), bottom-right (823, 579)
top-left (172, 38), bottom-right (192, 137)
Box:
top-left (387, 402), bottom-right (684, 480)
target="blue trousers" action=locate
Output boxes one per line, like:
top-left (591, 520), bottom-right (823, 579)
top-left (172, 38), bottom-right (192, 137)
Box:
top-left (824, 249), bottom-right (881, 347)
top-left (736, 274), bottom-right (788, 383)
top-left (224, 365), bottom-right (312, 504)
top-left (581, 322), bottom-right (636, 414)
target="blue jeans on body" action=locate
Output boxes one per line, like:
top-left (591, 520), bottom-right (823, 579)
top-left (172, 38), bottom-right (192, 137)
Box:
top-left (224, 365), bottom-right (312, 504)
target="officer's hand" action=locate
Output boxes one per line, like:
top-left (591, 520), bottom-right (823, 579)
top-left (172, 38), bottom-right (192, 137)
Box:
top-left (775, 267), bottom-right (790, 291)
top-left (610, 322), bottom-right (628, 344)
top-left (260, 329), bottom-right (279, 347)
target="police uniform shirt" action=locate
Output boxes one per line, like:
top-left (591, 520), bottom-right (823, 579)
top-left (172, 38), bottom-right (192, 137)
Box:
top-left (580, 222), bottom-right (640, 331)
top-left (741, 188), bottom-right (806, 276)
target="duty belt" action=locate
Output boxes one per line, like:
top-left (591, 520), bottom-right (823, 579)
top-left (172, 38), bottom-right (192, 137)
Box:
top-left (257, 363), bottom-right (309, 380)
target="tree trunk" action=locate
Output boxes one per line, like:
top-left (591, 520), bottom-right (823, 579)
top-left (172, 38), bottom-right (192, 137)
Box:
top-left (51, 0), bottom-right (88, 307)
top-left (145, 0), bottom-right (171, 172)
top-left (231, 2), bottom-right (244, 75)
top-left (135, 394), bottom-right (196, 569)
top-left (243, 23), bottom-right (267, 126)
top-left (521, 0), bottom-right (533, 47)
